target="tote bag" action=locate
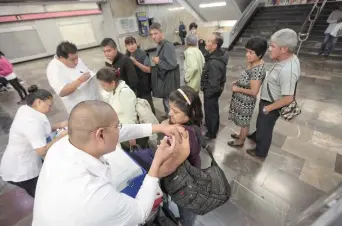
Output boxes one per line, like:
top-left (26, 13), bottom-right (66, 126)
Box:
top-left (151, 41), bottom-right (180, 98)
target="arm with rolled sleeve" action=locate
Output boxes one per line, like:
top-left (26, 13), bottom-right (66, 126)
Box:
top-left (119, 124), bottom-right (152, 142)
top-left (85, 174), bottom-right (159, 225)
top-left (158, 43), bottom-right (177, 71)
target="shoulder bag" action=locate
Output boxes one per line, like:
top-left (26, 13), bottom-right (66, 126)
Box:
top-left (151, 41), bottom-right (180, 98)
top-left (266, 63), bottom-right (301, 121)
top-left (161, 144), bottom-right (231, 215)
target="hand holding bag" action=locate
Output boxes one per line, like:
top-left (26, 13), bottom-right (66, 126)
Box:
top-left (266, 62), bottom-right (301, 121)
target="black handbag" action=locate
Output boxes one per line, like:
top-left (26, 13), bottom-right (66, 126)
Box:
top-left (151, 41), bottom-right (180, 98)
top-left (161, 145), bottom-right (231, 215)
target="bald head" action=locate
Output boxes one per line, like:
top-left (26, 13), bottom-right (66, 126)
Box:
top-left (68, 100), bottom-right (117, 144)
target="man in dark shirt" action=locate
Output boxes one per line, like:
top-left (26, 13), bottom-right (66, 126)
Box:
top-left (150, 23), bottom-right (178, 115)
top-left (100, 38), bottom-right (138, 93)
top-left (201, 32), bottom-right (228, 140)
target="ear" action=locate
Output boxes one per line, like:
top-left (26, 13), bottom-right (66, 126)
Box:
top-left (95, 128), bottom-right (105, 143)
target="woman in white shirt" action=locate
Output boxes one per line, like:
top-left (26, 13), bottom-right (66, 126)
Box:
top-left (0, 85), bottom-right (68, 197)
top-left (96, 67), bottom-right (147, 149)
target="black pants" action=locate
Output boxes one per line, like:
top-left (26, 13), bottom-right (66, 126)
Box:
top-left (139, 93), bottom-right (156, 115)
top-left (249, 100), bottom-right (280, 158)
top-left (204, 91), bottom-right (222, 138)
top-left (8, 176), bottom-right (38, 198)
top-left (8, 78), bottom-right (27, 100)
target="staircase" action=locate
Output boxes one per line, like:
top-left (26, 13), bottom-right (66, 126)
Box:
top-left (229, 2), bottom-right (342, 71)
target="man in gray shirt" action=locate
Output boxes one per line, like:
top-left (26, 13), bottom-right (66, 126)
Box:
top-left (247, 29), bottom-right (300, 159)
top-left (149, 22), bottom-right (178, 115)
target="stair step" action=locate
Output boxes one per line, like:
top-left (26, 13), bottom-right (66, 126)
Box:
top-left (230, 2), bottom-right (342, 65)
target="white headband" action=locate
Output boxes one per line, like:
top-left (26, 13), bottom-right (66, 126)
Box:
top-left (177, 89), bottom-right (191, 105)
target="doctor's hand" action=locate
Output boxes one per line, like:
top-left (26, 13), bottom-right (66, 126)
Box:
top-left (154, 136), bottom-right (176, 163)
top-left (78, 72), bottom-right (91, 83)
top-left (154, 124), bottom-right (187, 144)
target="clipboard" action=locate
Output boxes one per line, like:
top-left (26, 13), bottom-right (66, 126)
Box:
top-left (78, 71), bottom-right (96, 90)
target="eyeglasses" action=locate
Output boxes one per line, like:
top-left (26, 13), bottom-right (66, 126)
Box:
top-left (90, 122), bottom-right (122, 134)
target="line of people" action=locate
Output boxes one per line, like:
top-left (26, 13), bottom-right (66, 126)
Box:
top-left (0, 22), bottom-right (301, 226)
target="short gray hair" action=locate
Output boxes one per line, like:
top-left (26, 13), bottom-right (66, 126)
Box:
top-left (270, 29), bottom-right (298, 53)
top-left (186, 34), bottom-right (198, 46)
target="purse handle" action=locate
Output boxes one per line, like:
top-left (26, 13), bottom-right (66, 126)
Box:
top-left (202, 143), bottom-right (218, 166)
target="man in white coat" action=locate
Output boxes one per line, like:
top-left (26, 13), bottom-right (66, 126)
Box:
top-left (46, 41), bottom-right (99, 113)
top-left (33, 100), bottom-right (186, 226)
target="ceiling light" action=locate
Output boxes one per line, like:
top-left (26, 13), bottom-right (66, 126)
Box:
top-left (199, 2), bottom-right (227, 8)
top-left (168, 7), bottom-right (185, 11)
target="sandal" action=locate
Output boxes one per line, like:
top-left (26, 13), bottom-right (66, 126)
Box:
top-left (231, 133), bottom-right (240, 139)
top-left (227, 140), bottom-right (244, 147)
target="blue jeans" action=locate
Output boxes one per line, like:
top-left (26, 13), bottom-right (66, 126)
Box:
top-left (320, 33), bottom-right (339, 55)
top-left (178, 206), bottom-right (196, 226)
top-left (163, 97), bottom-right (170, 115)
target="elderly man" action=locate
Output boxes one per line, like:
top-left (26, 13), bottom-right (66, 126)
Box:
top-left (47, 41), bottom-right (99, 113)
top-left (184, 34), bottom-right (205, 92)
top-left (33, 100), bottom-right (185, 226)
top-left (247, 29), bottom-right (300, 159)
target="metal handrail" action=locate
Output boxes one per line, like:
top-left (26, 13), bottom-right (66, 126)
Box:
top-left (224, 0), bottom-right (260, 49)
top-left (296, 0), bottom-right (328, 55)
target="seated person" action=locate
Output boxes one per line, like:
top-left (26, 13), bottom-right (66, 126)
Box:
top-left (160, 86), bottom-right (203, 226)
top-left (96, 67), bottom-right (147, 149)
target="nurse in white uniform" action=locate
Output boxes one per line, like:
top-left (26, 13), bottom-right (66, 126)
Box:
top-left (0, 85), bottom-right (68, 197)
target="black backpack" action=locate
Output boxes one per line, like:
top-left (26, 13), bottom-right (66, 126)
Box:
top-left (161, 144), bottom-right (231, 215)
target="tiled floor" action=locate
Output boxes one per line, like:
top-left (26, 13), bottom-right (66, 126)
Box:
top-left (1, 47), bottom-right (342, 226)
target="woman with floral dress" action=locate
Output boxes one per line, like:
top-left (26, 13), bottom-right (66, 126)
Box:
top-left (228, 37), bottom-right (268, 147)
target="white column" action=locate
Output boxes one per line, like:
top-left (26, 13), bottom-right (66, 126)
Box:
top-left (99, 1), bottom-right (121, 51)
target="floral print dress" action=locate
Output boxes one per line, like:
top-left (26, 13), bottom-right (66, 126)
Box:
top-left (228, 64), bottom-right (266, 127)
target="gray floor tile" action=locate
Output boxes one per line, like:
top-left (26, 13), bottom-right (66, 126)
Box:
top-left (196, 201), bottom-right (260, 226)
top-left (230, 180), bottom-right (285, 226)
top-left (262, 167), bottom-right (325, 211)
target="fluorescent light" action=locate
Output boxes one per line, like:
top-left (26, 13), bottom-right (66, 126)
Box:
top-left (168, 7), bottom-right (184, 11)
top-left (199, 2), bottom-right (227, 8)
